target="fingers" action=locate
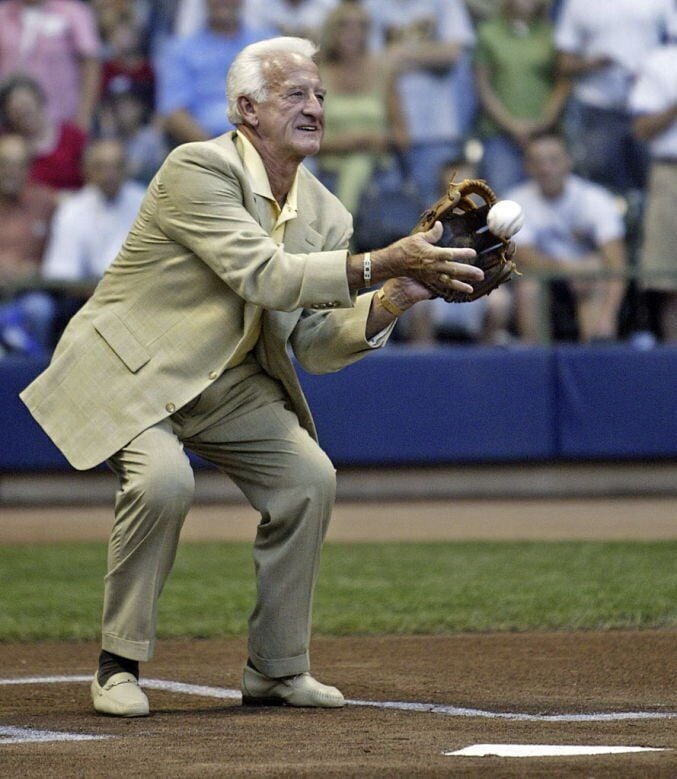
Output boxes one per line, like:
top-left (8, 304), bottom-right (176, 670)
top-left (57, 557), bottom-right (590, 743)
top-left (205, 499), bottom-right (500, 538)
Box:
top-left (421, 220), bottom-right (443, 243)
top-left (413, 260), bottom-right (484, 297)
top-left (426, 261), bottom-right (484, 297)
top-left (442, 260), bottom-right (484, 282)
top-left (439, 275), bottom-right (475, 295)
top-left (422, 240), bottom-right (477, 264)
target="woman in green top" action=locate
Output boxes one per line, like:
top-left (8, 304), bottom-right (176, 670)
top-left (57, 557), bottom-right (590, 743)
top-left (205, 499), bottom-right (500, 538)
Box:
top-left (316, 3), bottom-right (407, 215)
top-left (475, 0), bottom-right (570, 194)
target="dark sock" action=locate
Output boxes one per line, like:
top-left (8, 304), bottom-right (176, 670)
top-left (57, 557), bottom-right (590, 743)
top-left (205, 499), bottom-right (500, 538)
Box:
top-left (247, 658), bottom-right (292, 679)
top-left (98, 649), bottom-right (139, 685)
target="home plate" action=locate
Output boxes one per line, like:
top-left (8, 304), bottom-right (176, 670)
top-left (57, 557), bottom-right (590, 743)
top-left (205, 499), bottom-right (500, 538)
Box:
top-left (444, 744), bottom-right (666, 758)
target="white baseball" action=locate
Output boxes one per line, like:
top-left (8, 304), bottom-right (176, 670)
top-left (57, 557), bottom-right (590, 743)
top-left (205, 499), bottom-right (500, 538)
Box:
top-left (487, 200), bottom-right (524, 239)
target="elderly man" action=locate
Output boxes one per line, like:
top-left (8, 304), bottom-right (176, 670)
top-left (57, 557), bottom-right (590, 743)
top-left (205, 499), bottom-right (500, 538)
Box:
top-left (21, 37), bottom-right (481, 717)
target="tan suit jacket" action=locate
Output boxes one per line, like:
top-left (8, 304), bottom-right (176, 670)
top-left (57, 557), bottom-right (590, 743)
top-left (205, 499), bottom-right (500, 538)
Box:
top-left (20, 132), bottom-right (381, 470)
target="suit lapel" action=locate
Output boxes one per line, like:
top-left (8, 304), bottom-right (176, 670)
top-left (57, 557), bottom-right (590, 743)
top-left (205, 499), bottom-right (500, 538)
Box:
top-left (251, 193), bottom-right (274, 233)
top-left (282, 168), bottom-right (323, 253)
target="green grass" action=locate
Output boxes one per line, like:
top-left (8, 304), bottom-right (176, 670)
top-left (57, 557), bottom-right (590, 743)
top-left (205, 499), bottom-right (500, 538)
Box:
top-left (0, 542), bottom-right (675, 642)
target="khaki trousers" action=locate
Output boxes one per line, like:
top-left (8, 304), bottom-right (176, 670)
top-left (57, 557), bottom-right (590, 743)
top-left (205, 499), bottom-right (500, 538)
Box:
top-left (102, 360), bottom-right (336, 678)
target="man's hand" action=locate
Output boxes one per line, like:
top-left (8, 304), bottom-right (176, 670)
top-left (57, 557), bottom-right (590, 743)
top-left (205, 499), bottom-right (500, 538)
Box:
top-left (363, 221), bottom-right (484, 297)
top-left (362, 235), bottom-right (480, 341)
top-left (389, 221), bottom-right (483, 285)
top-left (365, 277), bottom-right (434, 340)
top-left (382, 276), bottom-right (435, 309)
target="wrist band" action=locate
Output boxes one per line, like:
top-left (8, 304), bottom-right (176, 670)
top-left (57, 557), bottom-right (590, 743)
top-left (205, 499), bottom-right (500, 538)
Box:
top-left (376, 286), bottom-right (404, 317)
top-left (362, 252), bottom-right (372, 285)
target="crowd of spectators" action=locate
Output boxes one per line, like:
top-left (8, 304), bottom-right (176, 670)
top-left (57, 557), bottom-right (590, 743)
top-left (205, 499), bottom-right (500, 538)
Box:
top-left (0, 0), bottom-right (675, 359)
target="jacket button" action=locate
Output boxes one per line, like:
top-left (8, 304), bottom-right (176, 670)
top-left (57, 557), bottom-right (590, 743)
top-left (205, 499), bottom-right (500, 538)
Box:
top-left (165, 402), bottom-right (176, 413)
top-left (209, 371), bottom-right (218, 380)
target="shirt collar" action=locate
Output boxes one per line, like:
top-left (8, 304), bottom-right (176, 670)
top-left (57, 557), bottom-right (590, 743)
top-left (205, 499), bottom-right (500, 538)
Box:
top-left (235, 130), bottom-right (299, 219)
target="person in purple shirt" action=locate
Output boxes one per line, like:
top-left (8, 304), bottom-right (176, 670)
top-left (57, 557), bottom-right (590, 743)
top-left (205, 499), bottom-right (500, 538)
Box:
top-left (157, 0), bottom-right (270, 143)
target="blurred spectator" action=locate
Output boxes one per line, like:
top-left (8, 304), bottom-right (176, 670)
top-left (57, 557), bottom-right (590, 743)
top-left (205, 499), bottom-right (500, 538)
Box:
top-left (92, 0), bottom-right (151, 44)
top-left (157, 0), bottom-right (266, 143)
top-left (508, 134), bottom-right (627, 343)
top-left (174, 0), bottom-right (336, 41)
top-left (363, 0), bottom-right (476, 204)
top-left (42, 139), bottom-right (145, 282)
top-left (0, 134), bottom-right (57, 358)
top-left (630, 29), bottom-right (677, 343)
top-left (0, 0), bottom-right (102, 131)
top-left (100, 17), bottom-right (155, 110)
top-left (171, 0), bottom-right (206, 37)
top-left (142, 0), bottom-right (181, 64)
top-left (475, 0), bottom-right (570, 195)
top-left (463, 0), bottom-right (499, 26)
top-left (400, 156), bottom-right (514, 345)
top-left (245, 0), bottom-right (337, 41)
top-left (0, 74), bottom-right (87, 191)
top-left (555, 0), bottom-right (673, 193)
top-left (316, 3), bottom-right (404, 215)
top-left (98, 89), bottom-right (168, 184)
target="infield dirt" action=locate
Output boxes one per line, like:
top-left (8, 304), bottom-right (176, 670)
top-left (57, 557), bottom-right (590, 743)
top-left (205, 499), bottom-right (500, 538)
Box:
top-left (2, 496), bottom-right (675, 776)
top-left (1, 631), bottom-right (675, 777)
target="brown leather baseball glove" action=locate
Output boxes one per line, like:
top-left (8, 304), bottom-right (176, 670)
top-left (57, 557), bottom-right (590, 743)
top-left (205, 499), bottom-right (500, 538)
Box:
top-left (410, 178), bottom-right (518, 303)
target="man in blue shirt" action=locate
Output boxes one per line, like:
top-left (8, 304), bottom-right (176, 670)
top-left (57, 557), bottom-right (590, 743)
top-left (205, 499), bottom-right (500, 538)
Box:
top-left (158, 0), bottom-right (270, 143)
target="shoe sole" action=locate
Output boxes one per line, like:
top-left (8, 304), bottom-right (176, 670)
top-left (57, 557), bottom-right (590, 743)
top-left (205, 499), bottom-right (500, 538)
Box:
top-left (93, 704), bottom-right (150, 717)
top-left (242, 695), bottom-right (286, 707)
top-left (241, 694), bottom-right (343, 708)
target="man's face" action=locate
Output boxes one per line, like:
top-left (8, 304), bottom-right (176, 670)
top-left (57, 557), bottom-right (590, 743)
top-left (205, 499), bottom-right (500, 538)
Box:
top-left (4, 86), bottom-right (43, 135)
top-left (0, 136), bottom-right (29, 198)
top-left (526, 138), bottom-right (571, 198)
top-left (247, 54), bottom-right (325, 163)
top-left (207, 0), bottom-right (242, 31)
top-left (84, 141), bottom-right (127, 199)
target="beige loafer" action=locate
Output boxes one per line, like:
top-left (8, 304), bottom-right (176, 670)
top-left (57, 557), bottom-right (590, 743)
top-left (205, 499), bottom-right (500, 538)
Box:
top-left (91, 671), bottom-right (150, 717)
top-left (241, 665), bottom-right (344, 708)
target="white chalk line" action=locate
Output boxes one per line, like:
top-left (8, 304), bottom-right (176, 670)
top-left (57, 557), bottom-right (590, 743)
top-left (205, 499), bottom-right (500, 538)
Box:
top-left (0, 725), bottom-right (111, 745)
top-left (1, 675), bottom-right (676, 723)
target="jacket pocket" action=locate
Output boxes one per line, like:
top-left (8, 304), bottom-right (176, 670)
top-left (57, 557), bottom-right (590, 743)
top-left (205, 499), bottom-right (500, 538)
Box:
top-left (93, 310), bottom-right (151, 373)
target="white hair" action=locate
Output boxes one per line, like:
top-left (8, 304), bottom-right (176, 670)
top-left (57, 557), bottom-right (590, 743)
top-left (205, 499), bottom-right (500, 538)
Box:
top-left (226, 37), bottom-right (318, 125)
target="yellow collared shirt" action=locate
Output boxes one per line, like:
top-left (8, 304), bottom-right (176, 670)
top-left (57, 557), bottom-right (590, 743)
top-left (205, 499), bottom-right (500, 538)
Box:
top-left (236, 130), bottom-right (300, 243)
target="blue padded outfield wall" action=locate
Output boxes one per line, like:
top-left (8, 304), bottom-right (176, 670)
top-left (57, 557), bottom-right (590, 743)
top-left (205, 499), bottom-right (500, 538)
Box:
top-left (298, 348), bottom-right (557, 463)
top-left (2, 345), bottom-right (676, 471)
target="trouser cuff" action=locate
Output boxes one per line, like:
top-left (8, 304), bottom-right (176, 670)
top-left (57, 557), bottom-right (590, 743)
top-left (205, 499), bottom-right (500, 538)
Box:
top-left (248, 647), bottom-right (309, 678)
top-left (102, 632), bottom-right (154, 662)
